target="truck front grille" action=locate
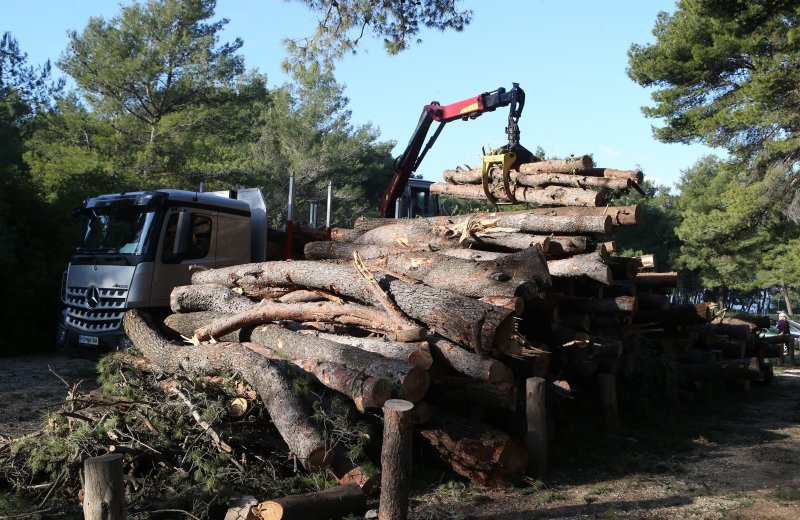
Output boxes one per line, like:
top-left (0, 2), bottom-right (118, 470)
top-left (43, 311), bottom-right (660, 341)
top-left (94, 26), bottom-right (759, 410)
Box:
top-left (65, 286), bottom-right (128, 333)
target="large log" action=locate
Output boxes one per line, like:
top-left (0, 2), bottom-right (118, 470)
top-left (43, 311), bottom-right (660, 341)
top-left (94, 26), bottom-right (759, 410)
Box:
top-left (521, 205), bottom-right (640, 226)
top-left (163, 311), bottom-right (239, 342)
top-left (256, 484), bottom-right (366, 520)
top-left (419, 408), bottom-right (528, 487)
top-left (430, 375), bottom-right (516, 410)
top-left (582, 168), bottom-right (644, 184)
top-left (123, 310), bottom-right (331, 471)
top-left (515, 173), bottom-right (630, 191)
top-left (518, 155), bottom-right (594, 173)
top-left (244, 343), bottom-right (391, 411)
top-left (634, 271), bottom-right (678, 288)
top-left (250, 324), bottom-right (429, 402)
top-left (430, 182), bottom-right (603, 207)
top-left (547, 251), bottom-right (612, 285)
top-left (292, 328), bottom-right (433, 369)
top-left (428, 334), bottom-right (507, 382)
top-left (546, 236), bottom-right (592, 257)
top-left (364, 246), bottom-right (550, 299)
top-left (192, 263), bottom-right (517, 354)
top-left (194, 300), bottom-right (419, 343)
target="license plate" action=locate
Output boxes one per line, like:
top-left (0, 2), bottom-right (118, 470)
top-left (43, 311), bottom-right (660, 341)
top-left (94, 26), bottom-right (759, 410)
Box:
top-left (78, 335), bottom-right (99, 346)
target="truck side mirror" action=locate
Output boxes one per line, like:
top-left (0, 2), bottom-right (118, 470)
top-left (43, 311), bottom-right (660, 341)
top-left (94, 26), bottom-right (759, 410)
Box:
top-left (173, 211), bottom-right (195, 256)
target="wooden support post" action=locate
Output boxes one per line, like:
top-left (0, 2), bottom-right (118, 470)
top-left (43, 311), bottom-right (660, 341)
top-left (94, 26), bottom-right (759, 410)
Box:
top-left (524, 377), bottom-right (547, 478)
top-left (598, 373), bottom-right (620, 435)
top-left (788, 337), bottom-right (797, 366)
top-left (700, 351), bottom-right (715, 403)
top-left (379, 399), bottom-right (415, 520)
top-left (83, 454), bottom-right (125, 520)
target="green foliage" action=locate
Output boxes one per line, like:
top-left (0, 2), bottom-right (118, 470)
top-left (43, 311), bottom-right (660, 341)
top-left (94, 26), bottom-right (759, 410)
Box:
top-left (283, 0), bottom-right (472, 72)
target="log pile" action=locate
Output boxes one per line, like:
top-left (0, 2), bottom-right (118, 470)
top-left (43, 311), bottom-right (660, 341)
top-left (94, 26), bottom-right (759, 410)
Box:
top-left (108, 154), bottom-right (778, 517)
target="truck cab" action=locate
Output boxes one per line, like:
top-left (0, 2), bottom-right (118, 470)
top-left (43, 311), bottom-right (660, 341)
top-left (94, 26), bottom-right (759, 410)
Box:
top-left (394, 178), bottom-right (441, 218)
top-left (57, 189), bottom-right (266, 353)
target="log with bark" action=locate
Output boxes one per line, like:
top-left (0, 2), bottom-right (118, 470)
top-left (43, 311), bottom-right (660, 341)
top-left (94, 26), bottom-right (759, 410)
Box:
top-left (363, 246), bottom-right (550, 299)
top-left (520, 205), bottom-right (640, 226)
top-left (443, 169), bottom-right (630, 191)
top-left (290, 328), bottom-right (433, 369)
top-left (547, 251), bottom-right (612, 285)
top-left (255, 484), bottom-right (366, 520)
top-left (249, 324), bottom-right (429, 402)
top-left (418, 408), bottom-right (528, 487)
top-left (191, 263), bottom-right (518, 354)
top-left (430, 182), bottom-right (603, 207)
top-left (567, 296), bottom-right (638, 315)
top-left (123, 310), bottom-right (331, 471)
top-left (634, 271), bottom-right (678, 289)
top-left (681, 357), bottom-right (763, 382)
top-left (427, 334), bottom-right (508, 382)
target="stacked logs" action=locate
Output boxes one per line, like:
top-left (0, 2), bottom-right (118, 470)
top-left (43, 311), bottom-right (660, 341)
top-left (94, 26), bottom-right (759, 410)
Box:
top-left (121, 154), bottom-right (777, 517)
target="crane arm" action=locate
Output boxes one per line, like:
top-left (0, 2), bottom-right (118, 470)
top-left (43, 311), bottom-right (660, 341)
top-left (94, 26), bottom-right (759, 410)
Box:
top-left (379, 83), bottom-right (530, 217)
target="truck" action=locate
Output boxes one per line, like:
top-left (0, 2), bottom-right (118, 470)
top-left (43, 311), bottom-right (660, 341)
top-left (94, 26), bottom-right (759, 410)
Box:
top-left (58, 83), bottom-right (530, 353)
top-left (56, 181), bottom-right (440, 353)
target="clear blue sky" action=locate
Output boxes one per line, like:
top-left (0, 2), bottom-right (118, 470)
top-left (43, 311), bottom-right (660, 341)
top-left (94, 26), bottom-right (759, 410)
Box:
top-left (3, 0), bottom-right (722, 189)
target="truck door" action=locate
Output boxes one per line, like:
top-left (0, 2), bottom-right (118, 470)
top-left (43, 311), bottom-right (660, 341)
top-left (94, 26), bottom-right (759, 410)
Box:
top-left (149, 208), bottom-right (217, 307)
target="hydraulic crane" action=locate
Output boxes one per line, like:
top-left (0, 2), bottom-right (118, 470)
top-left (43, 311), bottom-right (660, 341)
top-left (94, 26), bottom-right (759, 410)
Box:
top-left (379, 83), bottom-right (534, 217)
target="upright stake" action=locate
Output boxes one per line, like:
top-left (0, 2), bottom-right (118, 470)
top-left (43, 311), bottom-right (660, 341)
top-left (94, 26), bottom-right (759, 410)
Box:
top-left (379, 399), bottom-right (414, 520)
top-left (525, 377), bottom-right (547, 477)
top-left (83, 453), bottom-right (125, 520)
top-left (598, 373), bottom-right (620, 434)
top-left (286, 172), bottom-right (295, 259)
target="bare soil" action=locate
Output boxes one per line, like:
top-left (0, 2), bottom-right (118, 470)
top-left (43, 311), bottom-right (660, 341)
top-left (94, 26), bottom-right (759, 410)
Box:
top-left (1, 355), bottom-right (799, 519)
top-left (0, 353), bottom-right (98, 439)
top-left (410, 367), bottom-right (800, 519)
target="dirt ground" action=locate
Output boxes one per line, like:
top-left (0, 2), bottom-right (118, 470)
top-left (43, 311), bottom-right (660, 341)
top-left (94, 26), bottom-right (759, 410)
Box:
top-left (1, 354), bottom-right (799, 519)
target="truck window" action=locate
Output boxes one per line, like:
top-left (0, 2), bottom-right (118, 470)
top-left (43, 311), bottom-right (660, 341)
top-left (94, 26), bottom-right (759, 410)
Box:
top-left (162, 213), bottom-right (213, 263)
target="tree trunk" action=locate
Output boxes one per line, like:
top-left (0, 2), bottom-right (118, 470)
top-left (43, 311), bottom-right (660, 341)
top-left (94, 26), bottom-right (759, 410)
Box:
top-left (193, 300), bottom-right (416, 343)
top-left (291, 328), bottom-right (433, 369)
top-left (163, 311), bottom-right (239, 342)
top-left (681, 357), bottom-right (763, 381)
top-left (364, 246), bottom-right (550, 299)
top-left (634, 271), bottom-right (678, 288)
top-left (430, 375), bottom-right (516, 410)
top-left (607, 256), bottom-right (641, 280)
top-left (250, 324), bottom-right (429, 402)
top-left (192, 263), bottom-right (517, 354)
top-left (329, 228), bottom-right (365, 242)
top-left (782, 280), bottom-right (794, 317)
top-left (418, 408), bottom-right (528, 487)
top-left (430, 182), bottom-right (603, 207)
top-left (428, 334), bottom-right (508, 382)
top-left (83, 454), bottom-right (125, 520)
top-left (519, 205), bottom-right (640, 226)
top-left (547, 251), bottom-right (612, 285)
top-left (123, 310), bottom-right (331, 471)
top-left (545, 236), bottom-right (592, 257)
top-left (517, 155), bottom-right (594, 173)
top-left (243, 342), bottom-right (391, 412)
top-left (378, 400), bottom-right (415, 520)
top-left (256, 484), bottom-right (366, 520)
top-left (515, 173), bottom-right (630, 190)
top-left (581, 168), bottom-right (644, 184)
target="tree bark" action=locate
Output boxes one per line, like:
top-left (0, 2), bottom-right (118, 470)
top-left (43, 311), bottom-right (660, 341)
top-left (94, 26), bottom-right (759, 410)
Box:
top-left (515, 173), bottom-right (630, 190)
top-left (256, 484), bottom-right (366, 520)
top-left (364, 246), bottom-right (549, 299)
top-left (192, 263), bottom-right (517, 354)
top-left (123, 310), bottom-right (331, 471)
top-left (83, 454), bottom-right (125, 520)
top-left (430, 182), bottom-right (603, 207)
top-left (193, 300), bottom-right (414, 343)
top-left (329, 227), bottom-right (365, 242)
top-left (243, 342), bottom-right (391, 412)
top-left (546, 236), bottom-right (592, 257)
top-left (582, 168), bottom-right (644, 184)
top-left (418, 408), bottom-right (528, 487)
top-left (163, 311), bottom-right (239, 342)
top-left (378, 400), bottom-right (415, 520)
top-left (634, 271), bottom-right (678, 288)
top-left (517, 155), bottom-right (594, 173)
top-left (292, 328), bottom-right (433, 369)
top-left (428, 334), bottom-right (507, 382)
top-left (681, 357), bottom-right (763, 381)
top-left (608, 256), bottom-right (641, 280)
top-left (520, 205), bottom-right (640, 226)
top-left (250, 324), bottom-right (429, 402)
top-left (170, 283), bottom-right (256, 314)
top-left (547, 251), bottom-right (613, 285)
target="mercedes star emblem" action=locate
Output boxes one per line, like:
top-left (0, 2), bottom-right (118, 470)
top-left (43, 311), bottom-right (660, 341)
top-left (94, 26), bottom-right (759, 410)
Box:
top-left (86, 286), bottom-right (101, 308)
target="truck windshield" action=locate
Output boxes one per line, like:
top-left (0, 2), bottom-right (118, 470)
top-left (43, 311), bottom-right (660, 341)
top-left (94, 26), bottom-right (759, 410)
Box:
top-left (77, 206), bottom-right (157, 255)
